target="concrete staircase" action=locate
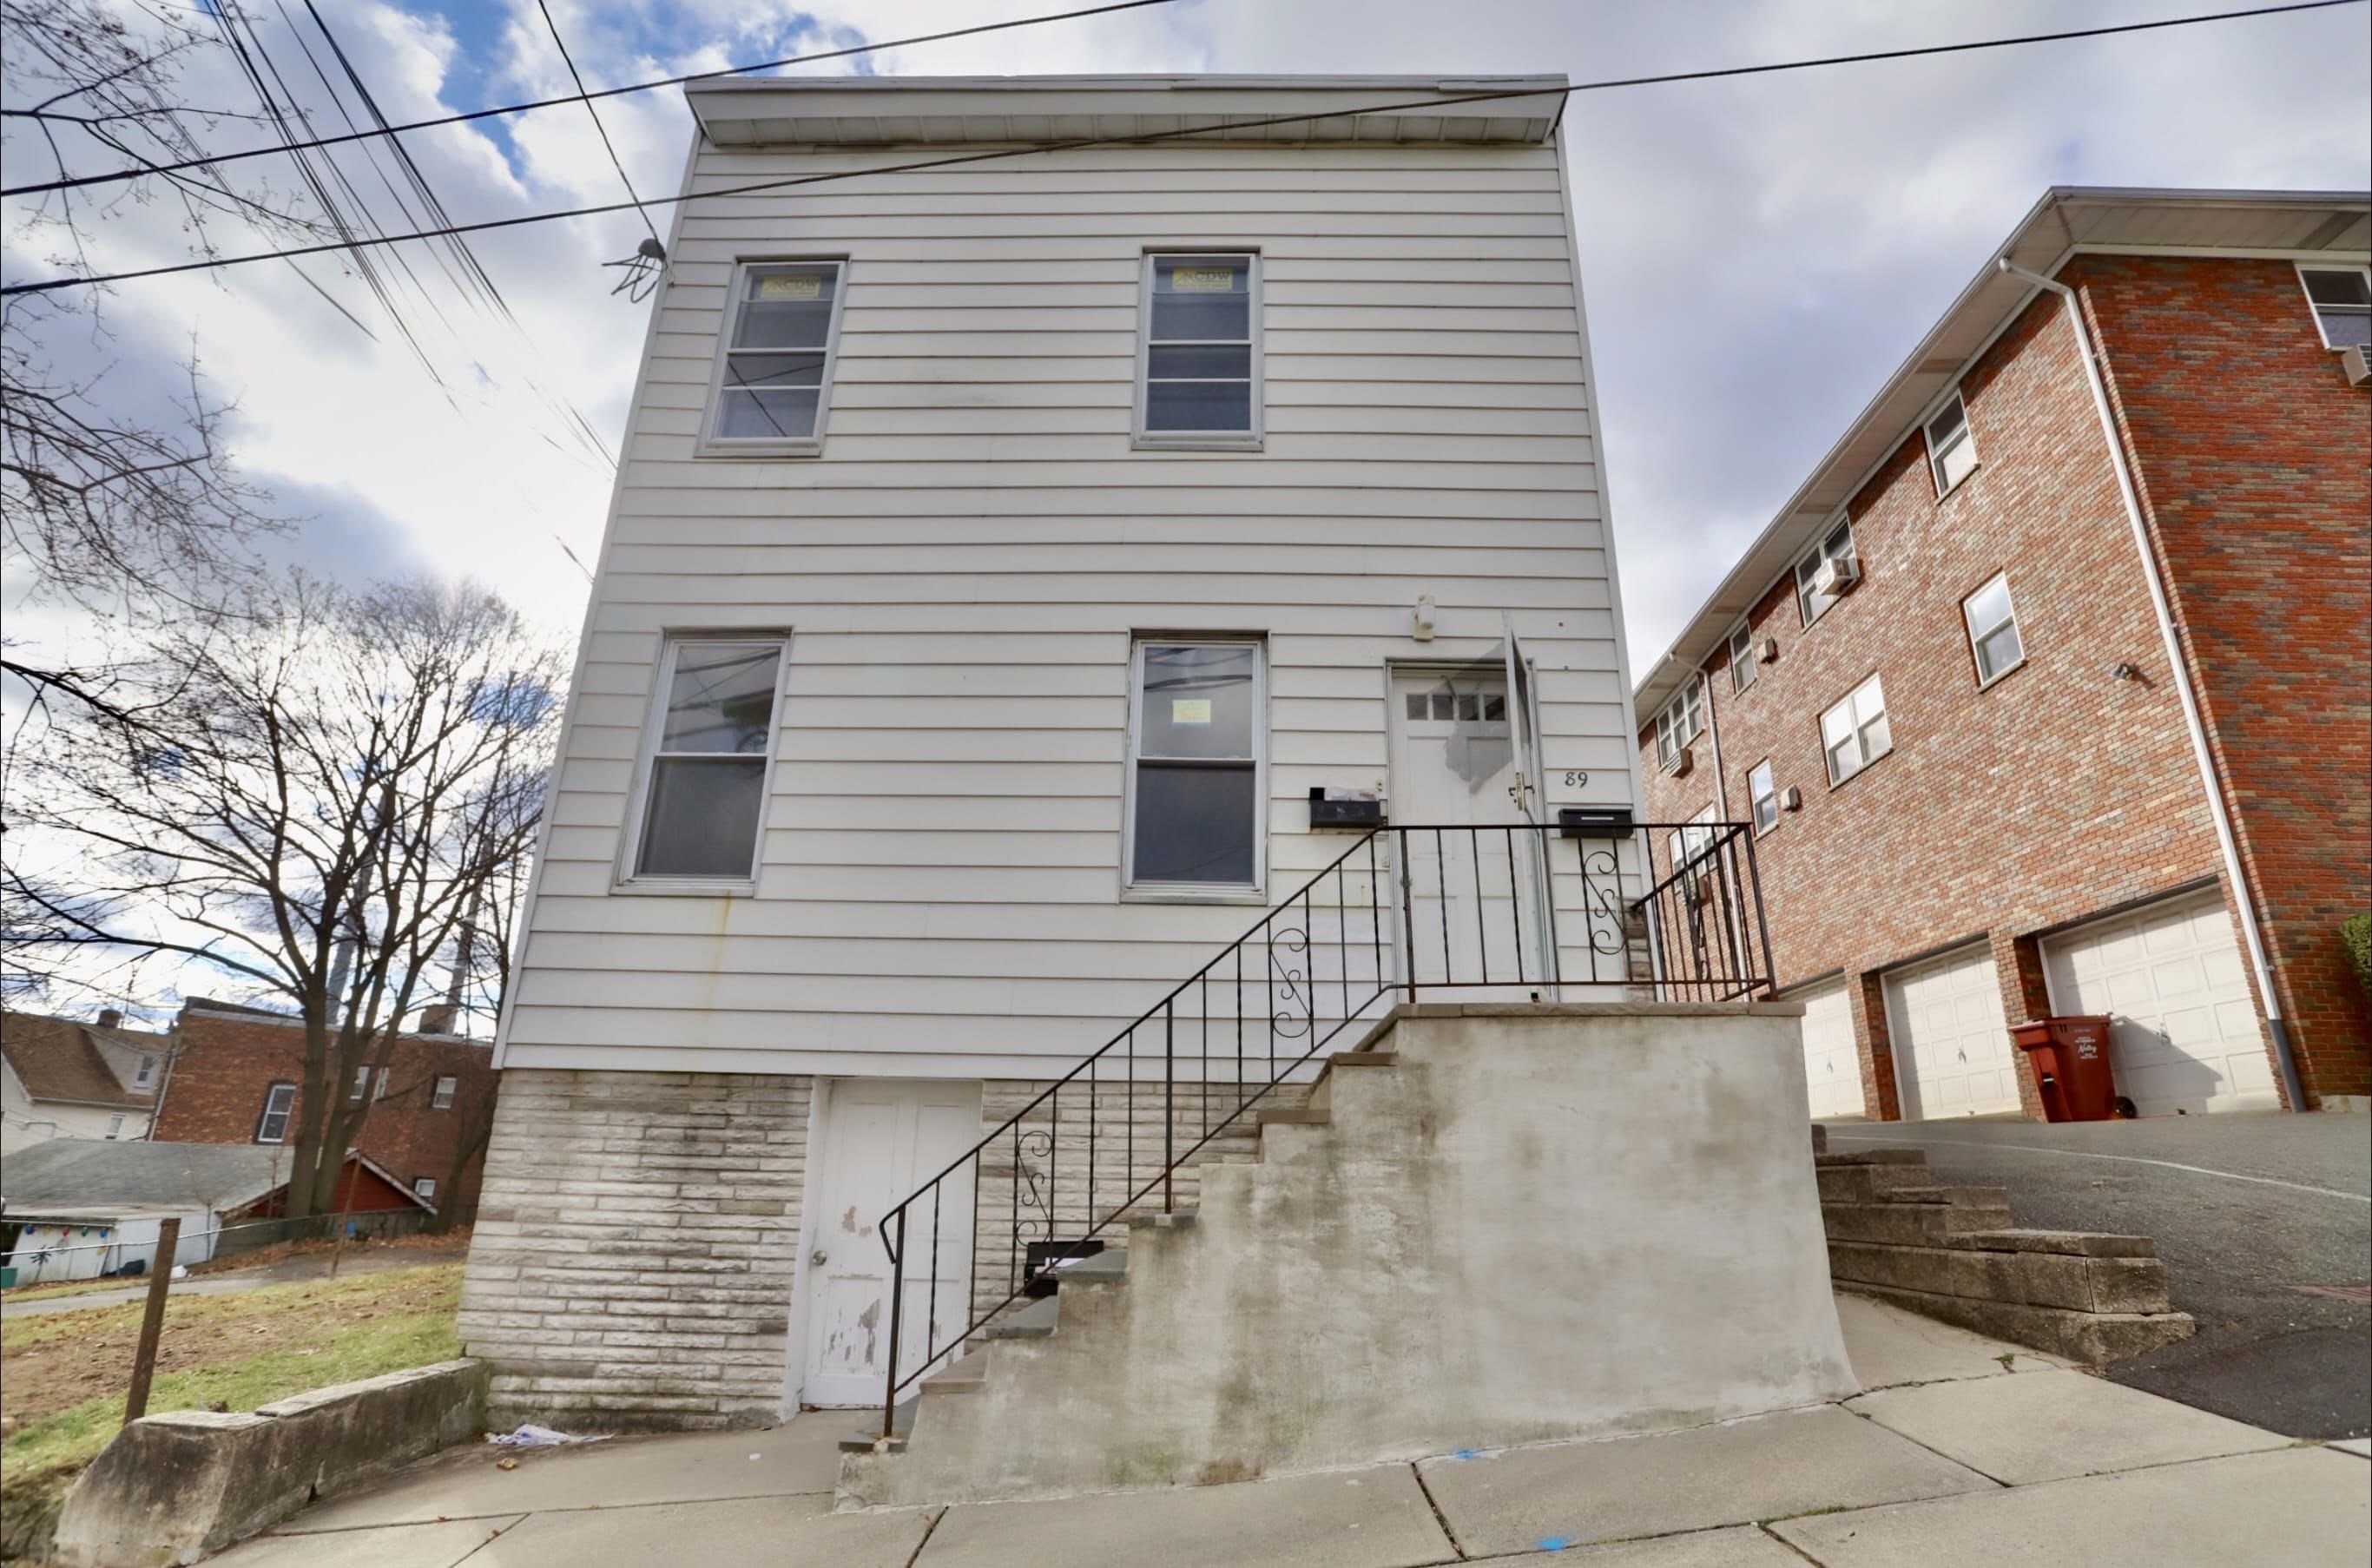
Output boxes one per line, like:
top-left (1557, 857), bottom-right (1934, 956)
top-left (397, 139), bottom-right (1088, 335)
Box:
top-left (839, 1003), bottom-right (1854, 1510)
top-left (1817, 1146), bottom-right (2195, 1364)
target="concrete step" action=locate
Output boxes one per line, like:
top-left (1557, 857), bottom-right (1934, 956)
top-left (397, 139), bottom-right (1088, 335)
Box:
top-left (1257, 1106), bottom-right (1331, 1127)
top-left (1885, 1185), bottom-right (2013, 1210)
top-left (1308, 1050), bottom-right (1396, 1112)
top-left (1842, 1281), bottom-right (2195, 1365)
top-left (1822, 1202), bottom-right (2015, 1248)
top-left (922, 1357), bottom-right (990, 1395)
top-left (1831, 1238), bottom-right (2175, 1316)
top-left (987, 1298), bottom-right (1060, 1341)
top-left (838, 1397), bottom-right (916, 1454)
top-left (1125, 1208), bottom-right (1198, 1231)
top-left (1051, 1248), bottom-right (1128, 1284)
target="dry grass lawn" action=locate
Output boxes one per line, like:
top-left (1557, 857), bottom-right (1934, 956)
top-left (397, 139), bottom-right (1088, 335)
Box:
top-left (0, 1262), bottom-right (463, 1560)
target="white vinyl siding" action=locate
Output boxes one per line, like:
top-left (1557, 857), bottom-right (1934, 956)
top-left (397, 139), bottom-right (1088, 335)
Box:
top-left (1925, 391), bottom-right (1977, 496)
top-left (1137, 252), bottom-right (1262, 447)
top-left (700, 260), bottom-right (847, 455)
top-left (2296, 265), bottom-right (2372, 348)
top-left (1962, 573), bottom-right (2024, 686)
top-left (505, 132), bottom-right (1631, 1079)
top-left (1821, 675), bottom-right (1892, 787)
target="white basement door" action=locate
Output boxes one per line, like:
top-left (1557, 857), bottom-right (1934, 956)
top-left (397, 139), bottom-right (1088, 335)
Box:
top-left (1884, 945), bottom-right (2019, 1119)
top-left (2041, 889), bottom-right (2276, 1117)
top-left (801, 1079), bottom-right (984, 1409)
top-left (1795, 980), bottom-right (1865, 1120)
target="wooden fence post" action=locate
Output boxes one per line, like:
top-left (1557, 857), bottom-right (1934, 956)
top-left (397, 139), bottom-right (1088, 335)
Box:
top-left (122, 1217), bottom-right (181, 1426)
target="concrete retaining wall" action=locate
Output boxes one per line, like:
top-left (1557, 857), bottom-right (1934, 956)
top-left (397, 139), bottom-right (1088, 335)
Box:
top-left (844, 1003), bottom-right (1856, 1507)
top-left (49, 1359), bottom-right (484, 1567)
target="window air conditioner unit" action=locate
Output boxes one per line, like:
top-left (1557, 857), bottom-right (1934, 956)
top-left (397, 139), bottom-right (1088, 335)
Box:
top-left (1809, 556), bottom-right (1862, 598)
top-left (1663, 745), bottom-right (1694, 777)
top-left (2343, 344), bottom-right (2372, 389)
top-left (1781, 785), bottom-right (1803, 812)
top-left (1757, 636), bottom-right (1779, 664)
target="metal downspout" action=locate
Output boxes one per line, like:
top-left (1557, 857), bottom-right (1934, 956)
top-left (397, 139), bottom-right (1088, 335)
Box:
top-left (1997, 259), bottom-right (2308, 1112)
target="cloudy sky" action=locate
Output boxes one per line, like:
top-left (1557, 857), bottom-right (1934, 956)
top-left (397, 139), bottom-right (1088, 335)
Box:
top-left (4, 0), bottom-right (2368, 673)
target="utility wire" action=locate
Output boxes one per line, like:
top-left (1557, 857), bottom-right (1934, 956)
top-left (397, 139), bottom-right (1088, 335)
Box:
top-left (0, 0), bottom-right (1191, 198)
top-left (537, 0), bottom-right (662, 248)
top-left (6, 0), bottom-right (2361, 300)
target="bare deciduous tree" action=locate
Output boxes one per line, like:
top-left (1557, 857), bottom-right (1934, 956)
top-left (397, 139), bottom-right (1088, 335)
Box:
top-left (3, 572), bottom-right (563, 1218)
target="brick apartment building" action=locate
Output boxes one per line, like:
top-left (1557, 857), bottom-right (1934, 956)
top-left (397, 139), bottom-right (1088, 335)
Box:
top-left (1633, 187), bottom-right (2370, 1123)
top-left (149, 999), bottom-right (501, 1214)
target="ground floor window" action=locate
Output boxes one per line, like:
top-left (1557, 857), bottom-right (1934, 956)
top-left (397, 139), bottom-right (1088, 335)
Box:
top-left (1125, 639), bottom-right (1263, 891)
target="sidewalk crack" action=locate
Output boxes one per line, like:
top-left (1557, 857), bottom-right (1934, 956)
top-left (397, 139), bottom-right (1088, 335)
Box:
top-left (1409, 1461), bottom-right (1469, 1560)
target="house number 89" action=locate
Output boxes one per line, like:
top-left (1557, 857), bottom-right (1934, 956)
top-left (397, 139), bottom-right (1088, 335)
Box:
top-left (1562, 772), bottom-right (1590, 788)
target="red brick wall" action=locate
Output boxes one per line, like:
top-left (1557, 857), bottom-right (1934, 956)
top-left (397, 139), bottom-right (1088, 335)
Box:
top-left (1641, 273), bottom-right (2257, 1118)
top-left (152, 1006), bottom-right (500, 1207)
top-left (2074, 254), bottom-right (2372, 1102)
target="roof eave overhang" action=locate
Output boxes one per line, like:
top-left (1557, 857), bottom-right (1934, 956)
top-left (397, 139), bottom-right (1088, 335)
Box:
top-left (1632, 186), bottom-right (2372, 718)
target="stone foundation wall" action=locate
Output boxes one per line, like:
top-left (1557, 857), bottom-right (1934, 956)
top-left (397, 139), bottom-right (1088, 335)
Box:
top-left (456, 1069), bottom-right (812, 1431)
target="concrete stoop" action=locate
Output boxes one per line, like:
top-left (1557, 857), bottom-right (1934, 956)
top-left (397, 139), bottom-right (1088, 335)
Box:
top-left (1817, 1147), bottom-right (2196, 1364)
top-left (838, 1002), bottom-right (1856, 1511)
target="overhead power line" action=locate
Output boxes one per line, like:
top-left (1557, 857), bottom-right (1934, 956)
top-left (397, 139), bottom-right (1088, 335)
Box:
top-left (4, 0), bottom-right (2360, 300)
top-left (0, 0), bottom-right (1190, 199)
top-left (536, 0), bottom-right (662, 249)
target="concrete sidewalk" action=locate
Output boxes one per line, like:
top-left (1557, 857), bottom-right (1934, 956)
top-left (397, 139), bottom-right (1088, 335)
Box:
top-left (214, 1294), bottom-right (2370, 1567)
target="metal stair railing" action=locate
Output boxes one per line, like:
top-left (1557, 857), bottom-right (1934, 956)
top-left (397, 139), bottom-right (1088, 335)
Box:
top-left (869, 820), bottom-right (1772, 1440)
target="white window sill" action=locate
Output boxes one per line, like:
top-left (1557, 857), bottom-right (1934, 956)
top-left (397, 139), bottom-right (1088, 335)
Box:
top-left (614, 878), bottom-right (760, 898)
top-left (1132, 433), bottom-right (1264, 453)
top-left (695, 440), bottom-right (825, 460)
top-left (1122, 884), bottom-right (1269, 906)
top-left (1933, 461), bottom-right (1980, 501)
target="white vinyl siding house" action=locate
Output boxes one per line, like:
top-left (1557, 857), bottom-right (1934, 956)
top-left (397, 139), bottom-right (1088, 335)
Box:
top-left (471, 75), bottom-right (1641, 1426)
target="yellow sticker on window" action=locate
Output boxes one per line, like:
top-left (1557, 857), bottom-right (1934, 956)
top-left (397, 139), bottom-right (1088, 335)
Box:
top-left (756, 273), bottom-right (824, 300)
top-left (1170, 698), bottom-right (1212, 726)
top-left (1170, 267), bottom-right (1234, 293)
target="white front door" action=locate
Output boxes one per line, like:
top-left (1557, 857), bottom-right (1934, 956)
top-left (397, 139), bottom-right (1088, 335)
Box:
top-left (1796, 980), bottom-right (1866, 1120)
top-left (2041, 890), bottom-right (2275, 1117)
top-left (1885, 945), bottom-right (2019, 1119)
top-left (1387, 669), bottom-right (1548, 992)
top-left (801, 1078), bottom-right (983, 1408)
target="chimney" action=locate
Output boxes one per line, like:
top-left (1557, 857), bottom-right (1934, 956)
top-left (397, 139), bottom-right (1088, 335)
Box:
top-left (418, 1003), bottom-right (458, 1036)
top-left (97, 1008), bottom-right (124, 1029)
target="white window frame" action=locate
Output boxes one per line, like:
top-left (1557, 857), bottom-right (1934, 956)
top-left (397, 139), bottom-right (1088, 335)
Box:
top-left (1134, 251), bottom-right (1264, 451)
top-left (350, 1064), bottom-right (372, 1103)
top-left (1654, 675), bottom-right (1705, 768)
top-left (619, 634), bottom-right (793, 893)
top-left (1925, 389), bottom-right (1978, 497)
top-left (105, 1115), bottom-right (125, 1139)
top-left (1121, 636), bottom-right (1268, 901)
top-left (696, 258), bottom-right (849, 458)
top-left (431, 1075), bottom-right (458, 1110)
top-left (1748, 760), bottom-right (1779, 834)
top-left (1794, 517), bottom-right (1858, 626)
top-left (1961, 571), bottom-right (2026, 688)
top-left (134, 1054), bottom-right (157, 1087)
top-left (413, 1176), bottom-right (438, 1203)
top-left (1726, 623), bottom-right (1759, 695)
top-left (1671, 802), bottom-right (1719, 869)
top-left (255, 1082), bottom-right (297, 1144)
top-left (1821, 674), bottom-right (1894, 787)
top-left (2296, 262), bottom-right (2372, 350)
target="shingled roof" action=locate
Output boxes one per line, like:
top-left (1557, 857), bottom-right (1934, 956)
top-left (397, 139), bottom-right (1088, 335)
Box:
top-left (0, 1011), bottom-right (153, 1110)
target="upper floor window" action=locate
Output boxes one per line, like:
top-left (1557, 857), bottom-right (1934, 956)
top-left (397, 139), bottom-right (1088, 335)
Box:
top-left (1672, 802), bottom-right (1718, 868)
top-left (2298, 266), bottom-right (2372, 349)
top-left (1727, 623), bottom-right (1759, 695)
top-left (1137, 254), bottom-right (1262, 448)
top-left (1795, 519), bottom-right (1859, 625)
top-left (702, 260), bottom-right (846, 456)
top-left (1821, 675), bottom-right (1892, 787)
top-left (627, 638), bottom-right (789, 886)
top-left (1748, 760), bottom-right (1779, 834)
top-left (1654, 677), bottom-right (1704, 769)
top-left (255, 1083), bottom-right (297, 1144)
top-left (134, 1054), bottom-right (157, 1087)
top-left (1126, 640), bottom-right (1263, 891)
top-left (431, 1075), bottom-right (458, 1110)
top-left (350, 1065), bottom-right (372, 1102)
top-left (1926, 391), bottom-right (1977, 496)
top-left (1962, 573), bottom-right (2025, 686)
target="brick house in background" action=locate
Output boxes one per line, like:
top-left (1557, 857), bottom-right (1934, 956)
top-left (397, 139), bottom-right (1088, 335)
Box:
top-left (1634, 186), bottom-right (2369, 1123)
top-left (149, 998), bottom-right (500, 1215)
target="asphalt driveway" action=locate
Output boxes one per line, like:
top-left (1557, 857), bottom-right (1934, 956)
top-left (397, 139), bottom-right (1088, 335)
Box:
top-left (1823, 1111), bottom-right (2372, 1441)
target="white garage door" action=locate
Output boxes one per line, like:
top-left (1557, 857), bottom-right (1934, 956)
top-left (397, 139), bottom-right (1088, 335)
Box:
top-left (1885, 945), bottom-right (2019, 1119)
top-left (2042, 890), bottom-right (2275, 1117)
top-left (1796, 981), bottom-right (1866, 1120)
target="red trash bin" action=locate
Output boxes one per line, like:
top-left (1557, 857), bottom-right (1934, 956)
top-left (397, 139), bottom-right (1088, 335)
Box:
top-left (2011, 1015), bottom-right (2119, 1122)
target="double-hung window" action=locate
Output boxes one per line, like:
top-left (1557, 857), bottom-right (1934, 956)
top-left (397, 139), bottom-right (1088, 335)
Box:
top-left (629, 638), bottom-right (788, 885)
top-left (1672, 803), bottom-right (1718, 869)
top-left (1821, 675), bottom-right (1893, 786)
top-left (255, 1083), bottom-right (297, 1144)
top-left (1727, 623), bottom-right (1759, 695)
top-left (1748, 761), bottom-right (1779, 833)
top-left (2298, 266), bottom-right (2372, 348)
top-left (703, 261), bottom-right (847, 454)
top-left (431, 1075), bottom-right (458, 1110)
top-left (105, 1115), bottom-right (125, 1139)
top-left (1962, 573), bottom-right (2025, 685)
top-left (1795, 519), bottom-right (1858, 625)
top-left (1654, 677), bottom-right (1704, 769)
top-left (134, 1054), bottom-right (157, 1087)
top-left (1137, 254), bottom-right (1261, 447)
top-left (1126, 640), bottom-right (1263, 892)
top-left (350, 1065), bottom-right (372, 1102)
top-left (1926, 391), bottom-right (1977, 495)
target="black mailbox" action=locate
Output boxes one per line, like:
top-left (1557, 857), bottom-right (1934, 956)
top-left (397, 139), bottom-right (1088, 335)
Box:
top-left (1309, 787), bottom-right (1385, 828)
top-left (1558, 805), bottom-right (1635, 839)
